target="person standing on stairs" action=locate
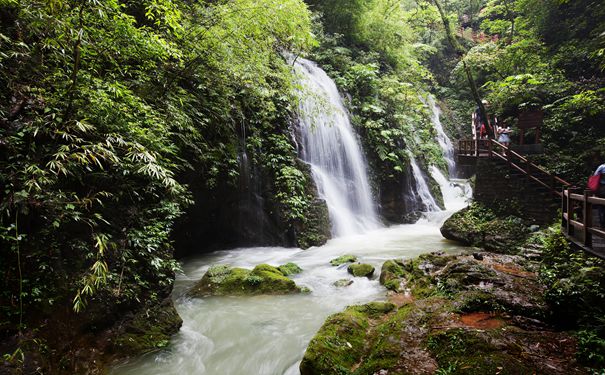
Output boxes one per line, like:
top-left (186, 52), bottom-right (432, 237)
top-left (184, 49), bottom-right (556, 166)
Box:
top-left (595, 162), bottom-right (605, 227)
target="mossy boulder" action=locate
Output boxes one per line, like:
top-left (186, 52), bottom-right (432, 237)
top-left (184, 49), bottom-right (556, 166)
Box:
top-left (299, 302), bottom-right (395, 375)
top-left (112, 298), bottom-right (182, 355)
top-left (188, 264), bottom-right (304, 297)
top-left (330, 254), bottom-right (358, 266)
top-left (277, 262), bottom-right (303, 276)
top-left (440, 203), bottom-right (530, 253)
top-left (380, 253), bottom-right (457, 296)
top-left (347, 263), bottom-right (375, 278)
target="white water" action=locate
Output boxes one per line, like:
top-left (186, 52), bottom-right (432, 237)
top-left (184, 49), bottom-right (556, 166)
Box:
top-left (427, 95), bottom-right (456, 176)
top-left (409, 156), bottom-right (440, 212)
top-left (112, 221), bottom-right (469, 375)
top-left (294, 58), bottom-right (379, 236)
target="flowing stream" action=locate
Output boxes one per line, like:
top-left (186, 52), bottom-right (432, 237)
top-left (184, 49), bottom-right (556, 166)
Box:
top-left (294, 58), bottom-right (379, 236)
top-left (112, 220), bottom-right (469, 375)
top-left (112, 65), bottom-right (470, 375)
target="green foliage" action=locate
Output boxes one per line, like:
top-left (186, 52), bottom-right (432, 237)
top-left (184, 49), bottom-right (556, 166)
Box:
top-left (0, 0), bottom-right (316, 361)
top-left (539, 226), bottom-right (605, 368)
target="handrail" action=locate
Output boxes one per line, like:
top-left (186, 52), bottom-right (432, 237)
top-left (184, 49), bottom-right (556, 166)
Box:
top-left (561, 187), bottom-right (605, 258)
top-left (457, 138), bottom-right (572, 198)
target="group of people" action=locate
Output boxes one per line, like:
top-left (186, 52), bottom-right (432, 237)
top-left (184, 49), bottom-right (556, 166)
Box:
top-left (472, 100), bottom-right (512, 146)
top-left (594, 162), bottom-right (605, 227)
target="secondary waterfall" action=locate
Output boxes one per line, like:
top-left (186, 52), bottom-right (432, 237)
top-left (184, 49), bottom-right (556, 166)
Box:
top-left (409, 156), bottom-right (440, 212)
top-left (427, 95), bottom-right (456, 176)
top-left (294, 58), bottom-right (379, 236)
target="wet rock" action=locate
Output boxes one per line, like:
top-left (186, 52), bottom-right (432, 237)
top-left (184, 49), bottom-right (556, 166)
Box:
top-left (187, 264), bottom-right (304, 297)
top-left (333, 279), bottom-right (354, 287)
top-left (299, 302), bottom-right (395, 375)
top-left (402, 211), bottom-right (423, 224)
top-left (303, 251), bottom-right (587, 375)
top-left (380, 260), bottom-right (406, 292)
top-left (348, 263), bottom-right (375, 278)
top-left (330, 254), bottom-right (358, 266)
top-left (440, 204), bottom-right (529, 254)
top-left (277, 262), bottom-right (303, 276)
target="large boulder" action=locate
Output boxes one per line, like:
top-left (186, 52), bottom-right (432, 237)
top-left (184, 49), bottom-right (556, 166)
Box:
top-left (440, 203), bottom-right (530, 253)
top-left (188, 264), bottom-right (305, 297)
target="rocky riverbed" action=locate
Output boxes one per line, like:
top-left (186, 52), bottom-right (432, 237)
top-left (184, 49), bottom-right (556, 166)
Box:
top-left (300, 250), bottom-right (588, 374)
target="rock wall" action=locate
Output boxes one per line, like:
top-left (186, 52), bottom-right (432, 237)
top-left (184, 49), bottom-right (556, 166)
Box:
top-left (473, 158), bottom-right (559, 225)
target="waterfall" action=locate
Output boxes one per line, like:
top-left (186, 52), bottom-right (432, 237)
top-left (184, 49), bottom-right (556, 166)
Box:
top-left (426, 95), bottom-right (456, 176)
top-left (409, 157), bottom-right (440, 212)
top-left (294, 58), bottom-right (380, 237)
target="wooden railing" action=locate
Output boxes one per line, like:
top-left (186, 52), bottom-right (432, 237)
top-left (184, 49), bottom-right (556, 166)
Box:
top-left (457, 138), bottom-right (571, 197)
top-left (562, 188), bottom-right (605, 256)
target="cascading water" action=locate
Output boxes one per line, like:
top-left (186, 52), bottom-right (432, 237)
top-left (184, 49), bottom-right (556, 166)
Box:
top-left (111, 70), bottom-right (474, 375)
top-left (409, 156), bottom-right (440, 212)
top-left (294, 58), bottom-right (379, 236)
top-left (426, 95), bottom-right (456, 176)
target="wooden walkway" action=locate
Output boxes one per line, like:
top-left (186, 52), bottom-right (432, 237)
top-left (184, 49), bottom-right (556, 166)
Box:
top-left (457, 138), bottom-right (605, 259)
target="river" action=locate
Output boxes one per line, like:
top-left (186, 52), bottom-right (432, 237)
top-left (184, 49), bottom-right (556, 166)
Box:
top-left (112, 186), bottom-right (470, 375)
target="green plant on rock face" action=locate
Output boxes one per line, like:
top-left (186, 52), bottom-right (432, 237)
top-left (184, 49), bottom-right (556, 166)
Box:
top-left (435, 360), bottom-right (460, 375)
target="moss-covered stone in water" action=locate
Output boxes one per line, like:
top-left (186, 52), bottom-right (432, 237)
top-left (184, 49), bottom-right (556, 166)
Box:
top-left (188, 264), bottom-right (302, 297)
top-left (330, 254), bottom-right (358, 266)
top-left (299, 302), bottom-right (394, 375)
top-left (333, 279), bottom-right (354, 287)
top-left (113, 298), bottom-right (182, 356)
top-left (348, 263), bottom-right (375, 278)
top-left (278, 262), bottom-right (303, 276)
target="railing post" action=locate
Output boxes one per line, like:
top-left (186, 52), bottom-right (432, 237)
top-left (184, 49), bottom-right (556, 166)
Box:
top-left (562, 187), bottom-right (567, 230)
top-left (567, 188), bottom-right (574, 236)
top-left (584, 189), bottom-right (593, 247)
top-left (488, 140), bottom-right (492, 158)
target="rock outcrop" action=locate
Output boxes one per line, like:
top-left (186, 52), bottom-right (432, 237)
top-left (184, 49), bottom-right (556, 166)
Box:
top-left (300, 251), bottom-right (587, 375)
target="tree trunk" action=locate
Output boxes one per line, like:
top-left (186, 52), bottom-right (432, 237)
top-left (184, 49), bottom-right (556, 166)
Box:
top-left (431, 0), bottom-right (495, 139)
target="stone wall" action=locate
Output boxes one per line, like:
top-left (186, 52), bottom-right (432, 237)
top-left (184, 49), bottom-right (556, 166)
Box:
top-left (473, 157), bottom-right (560, 225)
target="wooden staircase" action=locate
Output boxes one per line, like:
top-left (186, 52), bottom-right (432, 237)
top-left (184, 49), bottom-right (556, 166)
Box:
top-left (457, 138), bottom-right (605, 259)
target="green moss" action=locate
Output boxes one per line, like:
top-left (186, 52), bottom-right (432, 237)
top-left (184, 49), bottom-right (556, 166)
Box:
top-left (454, 291), bottom-right (505, 313)
top-left (379, 260), bottom-right (405, 291)
top-left (352, 305), bottom-right (414, 374)
top-left (296, 197), bottom-right (331, 249)
top-left (347, 263), bottom-right (375, 278)
top-left (427, 328), bottom-right (534, 374)
top-left (300, 302), bottom-right (395, 375)
top-left (278, 262), bottom-right (303, 276)
top-left (440, 203), bottom-right (530, 254)
top-left (379, 257), bottom-right (440, 297)
top-left (330, 255), bottom-right (358, 266)
top-left (188, 264), bottom-right (302, 297)
top-left (113, 299), bottom-right (182, 356)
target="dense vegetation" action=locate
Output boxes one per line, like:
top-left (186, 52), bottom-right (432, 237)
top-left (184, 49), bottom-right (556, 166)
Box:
top-left (0, 0), bottom-right (317, 370)
top-left (1, 0), bottom-right (605, 372)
